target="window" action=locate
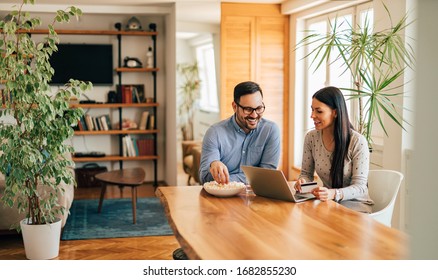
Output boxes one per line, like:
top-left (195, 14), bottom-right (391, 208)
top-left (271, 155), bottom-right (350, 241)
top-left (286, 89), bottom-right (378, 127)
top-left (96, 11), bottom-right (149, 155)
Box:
top-left (294, 3), bottom-right (374, 167)
top-left (196, 40), bottom-right (218, 112)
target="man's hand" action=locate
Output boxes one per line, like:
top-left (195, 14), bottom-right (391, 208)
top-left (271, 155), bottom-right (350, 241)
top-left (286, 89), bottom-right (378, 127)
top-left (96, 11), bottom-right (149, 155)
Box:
top-left (209, 161), bottom-right (230, 184)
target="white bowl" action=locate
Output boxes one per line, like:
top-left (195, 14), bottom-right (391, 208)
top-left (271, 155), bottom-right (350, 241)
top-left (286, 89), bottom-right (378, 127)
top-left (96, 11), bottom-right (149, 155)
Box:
top-left (203, 181), bottom-right (246, 197)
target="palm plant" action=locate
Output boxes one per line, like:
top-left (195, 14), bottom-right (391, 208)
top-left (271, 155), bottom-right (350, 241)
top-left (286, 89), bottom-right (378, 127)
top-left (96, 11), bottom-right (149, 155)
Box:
top-left (177, 62), bottom-right (200, 141)
top-left (296, 6), bottom-right (414, 147)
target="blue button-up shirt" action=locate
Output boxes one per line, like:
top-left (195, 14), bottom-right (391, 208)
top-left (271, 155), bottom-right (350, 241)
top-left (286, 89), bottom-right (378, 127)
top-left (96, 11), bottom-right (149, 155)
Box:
top-left (199, 115), bottom-right (281, 184)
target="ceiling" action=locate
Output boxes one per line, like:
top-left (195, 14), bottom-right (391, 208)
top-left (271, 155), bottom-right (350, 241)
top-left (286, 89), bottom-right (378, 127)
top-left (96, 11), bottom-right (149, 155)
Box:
top-left (27, 0), bottom-right (285, 24)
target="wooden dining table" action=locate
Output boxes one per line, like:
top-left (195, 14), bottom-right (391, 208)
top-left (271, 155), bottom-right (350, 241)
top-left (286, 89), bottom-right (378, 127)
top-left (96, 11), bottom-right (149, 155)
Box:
top-left (156, 186), bottom-right (409, 260)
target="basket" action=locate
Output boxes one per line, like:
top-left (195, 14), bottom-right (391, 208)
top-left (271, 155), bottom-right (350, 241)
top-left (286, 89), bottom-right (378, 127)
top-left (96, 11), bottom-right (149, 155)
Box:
top-left (75, 163), bottom-right (108, 188)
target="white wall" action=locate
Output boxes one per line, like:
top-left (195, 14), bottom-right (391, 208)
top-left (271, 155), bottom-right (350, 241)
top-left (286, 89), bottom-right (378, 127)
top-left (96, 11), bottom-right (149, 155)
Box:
top-left (409, 0), bottom-right (438, 259)
top-left (164, 6), bottom-right (178, 186)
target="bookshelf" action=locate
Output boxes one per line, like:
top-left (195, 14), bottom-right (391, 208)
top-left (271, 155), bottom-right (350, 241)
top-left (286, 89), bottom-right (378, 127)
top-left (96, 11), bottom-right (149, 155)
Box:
top-left (65, 24), bottom-right (159, 186)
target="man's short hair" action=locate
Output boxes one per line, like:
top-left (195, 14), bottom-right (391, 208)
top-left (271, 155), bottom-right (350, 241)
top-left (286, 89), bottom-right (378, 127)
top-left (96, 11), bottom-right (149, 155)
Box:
top-left (233, 81), bottom-right (263, 103)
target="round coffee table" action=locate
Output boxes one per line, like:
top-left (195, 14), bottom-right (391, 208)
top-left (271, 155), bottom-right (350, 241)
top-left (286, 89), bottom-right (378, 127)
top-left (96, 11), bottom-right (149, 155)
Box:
top-left (95, 168), bottom-right (145, 224)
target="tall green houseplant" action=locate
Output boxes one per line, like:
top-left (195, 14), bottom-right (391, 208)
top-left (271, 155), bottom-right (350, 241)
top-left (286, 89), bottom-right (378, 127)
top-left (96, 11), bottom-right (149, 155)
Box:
top-left (0, 0), bottom-right (92, 226)
top-left (296, 6), bottom-right (414, 147)
top-left (177, 62), bottom-right (200, 141)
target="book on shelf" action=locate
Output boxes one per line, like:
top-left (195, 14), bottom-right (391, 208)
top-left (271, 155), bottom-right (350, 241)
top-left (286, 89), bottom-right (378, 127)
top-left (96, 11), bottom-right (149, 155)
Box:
top-left (116, 84), bottom-right (145, 103)
top-left (133, 84), bottom-right (145, 103)
top-left (84, 114), bottom-right (94, 131)
top-left (122, 137), bottom-right (127, 156)
top-left (132, 86), bottom-right (140, 104)
top-left (116, 85), bottom-right (129, 103)
top-left (104, 115), bottom-right (112, 130)
top-left (92, 116), bottom-right (100, 131)
top-left (138, 111), bottom-right (150, 130)
top-left (132, 139), bottom-right (139, 156)
top-left (78, 116), bottom-right (87, 131)
top-left (130, 136), bottom-right (137, 156)
top-left (123, 86), bottom-right (132, 104)
top-left (147, 114), bottom-right (155, 129)
top-left (97, 114), bottom-right (111, 131)
top-left (75, 114), bottom-right (111, 132)
top-left (121, 135), bottom-right (155, 157)
top-left (136, 138), bottom-right (155, 156)
top-left (99, 115), bottom-right (108, 131)
top-left (122, 135), bottom-right (135, 157)
top-left (74, 119), bottom-right (82, 131)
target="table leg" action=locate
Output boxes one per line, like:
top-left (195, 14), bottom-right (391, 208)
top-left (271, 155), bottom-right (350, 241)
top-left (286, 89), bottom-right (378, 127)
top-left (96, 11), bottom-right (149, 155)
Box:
top-left (119, 185), bottom-right (124, 198)
top-left (98, 184), bottom-right (107, 213)
top-left (131, 186), bottom-right (137, 224)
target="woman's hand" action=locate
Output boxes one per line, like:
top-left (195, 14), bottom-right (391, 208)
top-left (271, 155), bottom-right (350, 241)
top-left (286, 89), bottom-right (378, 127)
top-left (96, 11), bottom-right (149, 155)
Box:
top-left (294, 178), bottom-right (307, 193)
top-left (209, 161), bottom-right (229, 184)
top-left (312, 187), bottom-right (335, 201)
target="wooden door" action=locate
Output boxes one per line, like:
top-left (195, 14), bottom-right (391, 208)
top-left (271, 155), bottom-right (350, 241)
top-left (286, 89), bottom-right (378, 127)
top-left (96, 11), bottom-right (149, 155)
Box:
top-left (220, 3), bottom-right (289, 174)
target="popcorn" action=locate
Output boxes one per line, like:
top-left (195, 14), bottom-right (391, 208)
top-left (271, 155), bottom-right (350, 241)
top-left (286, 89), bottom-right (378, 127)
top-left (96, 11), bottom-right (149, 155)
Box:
top-left (203, 181), bottom-right (246, 190)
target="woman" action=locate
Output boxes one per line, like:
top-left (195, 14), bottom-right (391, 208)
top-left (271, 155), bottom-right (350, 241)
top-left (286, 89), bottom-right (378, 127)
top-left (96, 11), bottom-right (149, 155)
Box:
top-left (295, 86), bottom-right (373, 213)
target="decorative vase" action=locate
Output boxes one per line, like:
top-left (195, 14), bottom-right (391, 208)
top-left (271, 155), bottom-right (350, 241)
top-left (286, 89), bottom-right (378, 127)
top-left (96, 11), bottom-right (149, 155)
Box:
top-left (20, 218), bottom-right (62, 260)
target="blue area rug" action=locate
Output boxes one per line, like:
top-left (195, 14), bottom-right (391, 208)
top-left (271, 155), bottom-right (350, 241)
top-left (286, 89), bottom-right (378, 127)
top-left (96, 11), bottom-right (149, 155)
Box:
top-left (61, 197), bottom-right (173, 240)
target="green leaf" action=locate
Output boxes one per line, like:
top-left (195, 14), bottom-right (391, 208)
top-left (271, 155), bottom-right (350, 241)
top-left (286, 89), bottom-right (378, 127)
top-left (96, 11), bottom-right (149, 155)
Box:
top-left (0, 1), bottom-right (90, 225)
top-left (294, 7), bottom-right (414, 147)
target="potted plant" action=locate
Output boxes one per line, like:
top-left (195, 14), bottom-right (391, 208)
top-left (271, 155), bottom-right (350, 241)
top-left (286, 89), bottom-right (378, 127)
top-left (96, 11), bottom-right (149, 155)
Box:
top-left (177, 62), bottom-right (201, 141)
top-left (295, 5), bottom-right (414, 148)
top-left (0, 0), bottom-right (91, 259)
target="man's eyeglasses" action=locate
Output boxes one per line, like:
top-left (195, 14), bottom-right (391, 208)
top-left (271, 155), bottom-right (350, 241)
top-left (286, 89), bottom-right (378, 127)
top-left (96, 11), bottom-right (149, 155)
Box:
top-left (235, 102), bottom-right (265, 115)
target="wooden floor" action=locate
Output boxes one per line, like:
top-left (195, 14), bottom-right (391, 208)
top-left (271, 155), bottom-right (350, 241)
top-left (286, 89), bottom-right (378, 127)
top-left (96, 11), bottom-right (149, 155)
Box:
top-left (0, 184), bottom-right (180, 260)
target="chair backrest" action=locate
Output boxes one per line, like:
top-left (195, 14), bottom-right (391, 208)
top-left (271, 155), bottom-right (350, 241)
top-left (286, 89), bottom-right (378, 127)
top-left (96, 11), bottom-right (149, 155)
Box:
top-left (181, 140), bottom-right (202, 185)
top-left (191, 145), bottom-right (202, 184)
top-left (368, 169), bottom-right (404, 227)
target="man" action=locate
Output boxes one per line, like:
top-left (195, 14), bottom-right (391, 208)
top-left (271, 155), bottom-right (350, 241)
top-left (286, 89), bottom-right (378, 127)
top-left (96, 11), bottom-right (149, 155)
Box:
top-left (173, 81), bottom-right (281, 260)
top-left (199, 81), bottom-right (281, 185)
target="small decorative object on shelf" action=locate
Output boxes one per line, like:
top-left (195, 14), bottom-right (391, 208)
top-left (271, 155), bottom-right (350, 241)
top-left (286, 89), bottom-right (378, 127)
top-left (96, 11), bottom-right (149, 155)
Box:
top-left (138, 111), bottom-right (150, 130)
top-left (124, 56), bottom-right (142, 68)
top-left (107, 90), bottom-right (117, 103)
top-left (146, 46), bottom-right (154, 68)
top-left (149, 23), bottom-right (157, 32)
top-left (126, 16), bottom-right (142, 30)
top-left (117, 118), bottom-right (138, 130)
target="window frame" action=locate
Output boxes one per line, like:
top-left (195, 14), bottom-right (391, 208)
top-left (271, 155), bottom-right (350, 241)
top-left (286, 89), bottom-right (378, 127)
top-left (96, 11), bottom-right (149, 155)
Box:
top-left (293, 2), bottom-right (374, 168)
top-left (195, 40), bottom-right (219, 113)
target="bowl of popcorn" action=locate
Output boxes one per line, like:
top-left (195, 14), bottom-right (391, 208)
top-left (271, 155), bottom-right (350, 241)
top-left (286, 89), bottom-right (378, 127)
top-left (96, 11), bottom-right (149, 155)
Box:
top-left (203, 181), bottom-right (246, 197)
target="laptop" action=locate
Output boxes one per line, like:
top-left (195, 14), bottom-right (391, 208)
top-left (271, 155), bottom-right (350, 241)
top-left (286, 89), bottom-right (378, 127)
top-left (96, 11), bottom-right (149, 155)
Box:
top-left (241, 165), bottom-right (316, 203)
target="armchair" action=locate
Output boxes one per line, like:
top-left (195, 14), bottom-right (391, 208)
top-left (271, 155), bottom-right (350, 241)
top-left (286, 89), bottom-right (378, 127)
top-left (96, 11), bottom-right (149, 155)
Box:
top-left (181, 140), bottom-right (202, 185)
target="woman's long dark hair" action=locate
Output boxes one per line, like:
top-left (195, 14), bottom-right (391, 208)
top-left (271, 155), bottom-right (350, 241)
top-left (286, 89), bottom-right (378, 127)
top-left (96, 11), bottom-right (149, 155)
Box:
top-left (313, 86), bottom-right (354, 188)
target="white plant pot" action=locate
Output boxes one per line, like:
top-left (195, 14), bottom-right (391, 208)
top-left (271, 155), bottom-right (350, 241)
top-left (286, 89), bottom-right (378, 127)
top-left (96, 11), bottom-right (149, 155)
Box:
top-left (20, 218), bottom-right (62, 260)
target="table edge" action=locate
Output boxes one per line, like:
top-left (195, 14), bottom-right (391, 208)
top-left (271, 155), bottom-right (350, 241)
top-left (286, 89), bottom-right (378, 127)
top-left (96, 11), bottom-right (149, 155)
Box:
top-left (156, 186), bottom-right (201, 260)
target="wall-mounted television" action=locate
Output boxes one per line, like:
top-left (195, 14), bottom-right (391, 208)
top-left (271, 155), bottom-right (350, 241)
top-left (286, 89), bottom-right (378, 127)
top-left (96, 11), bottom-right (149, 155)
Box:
top-left (49, 43), bottom-right (113, 86)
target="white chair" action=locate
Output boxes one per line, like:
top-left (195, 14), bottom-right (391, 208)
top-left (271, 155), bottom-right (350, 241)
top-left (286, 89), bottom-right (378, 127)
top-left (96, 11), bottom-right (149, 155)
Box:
top-left (368, 170), bottom-right (404, 227)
